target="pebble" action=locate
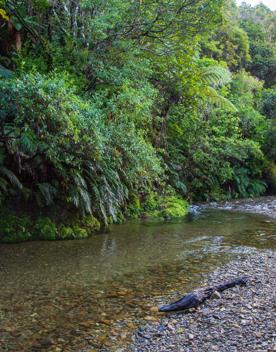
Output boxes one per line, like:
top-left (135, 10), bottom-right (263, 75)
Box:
top-left (131, 251), bottom-right (276, 352)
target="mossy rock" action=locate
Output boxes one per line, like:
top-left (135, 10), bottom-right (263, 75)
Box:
top-left (80, 215), bottom-right (101, 233)
top-left (144, 195), bottom-right (188, 220)
top-left (59, 226), bottom-right (75, 240)
top-left (59, 224), bottom-right (91, 240)
top-left (72, 226), bottom-right (89, 239)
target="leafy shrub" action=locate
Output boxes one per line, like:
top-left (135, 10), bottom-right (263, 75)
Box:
top-left (261, 88), bottom-right (276, 120)
top-left (0, 214), bottom-right (32, 243)
top-left (144, 195), bottom-right (188, 220)
top-left (79, 216), bottom-right (101, 233)
top-left (59, 226), bottom-right (75, 240)
top-left (71, 226), bottom-right (89, 239)
top-left (0, 212), bottom-right (102, 242)
top-left (0, 73), bottom-right (162, 223)
top-left (125, 195), bottom-right (142, 219)
top-left (165, 68), bottom-right (269, 201)
top-left (34, 218), bottom-right (57, 240)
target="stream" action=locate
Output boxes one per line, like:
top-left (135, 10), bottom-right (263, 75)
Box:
top-left (0, 198), bottom-right (275, 351)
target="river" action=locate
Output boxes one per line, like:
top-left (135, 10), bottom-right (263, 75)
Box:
top-left (0, 198), bottom-right (275, 351)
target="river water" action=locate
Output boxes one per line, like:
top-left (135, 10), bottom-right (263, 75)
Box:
top-left (0, 200), bottom-right (275, 351)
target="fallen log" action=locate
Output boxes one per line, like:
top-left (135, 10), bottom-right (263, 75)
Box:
top-left (159, 276), bottom-right (249, 312)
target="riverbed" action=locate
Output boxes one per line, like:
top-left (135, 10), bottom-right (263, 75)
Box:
top-left (0, 198), bottom-right (275, 351)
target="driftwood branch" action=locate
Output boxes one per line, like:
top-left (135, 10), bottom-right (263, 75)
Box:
top-left (159, 276), bottom-right (249, 312)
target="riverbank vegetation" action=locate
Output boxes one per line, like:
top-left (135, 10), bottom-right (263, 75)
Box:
top-left (0, 0), bottom-right (275, 241)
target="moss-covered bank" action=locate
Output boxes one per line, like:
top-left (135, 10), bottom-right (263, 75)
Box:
top-left (0, 213), bottom-right (101, 243)
top-left (141, 194), bottom-right (188, 220)
top-left (0, 194), bottom-right (189, 243)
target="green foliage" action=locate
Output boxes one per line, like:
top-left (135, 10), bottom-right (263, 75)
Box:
top-left (0, 73), bottom-right (162, 222)
top-left (165, 69), bottom-right (268, 201)
top-left (0, 0), bottom-right (274, 241)
top-left (203, 25), bottom-right (250, 70)
top-left (232, 167), bottom-right (267, 198)
top-left (34, 217), bottom-right (57, 241)
top-left (79, 216), bottom-right (101, 234)
top-left (262, 88), bottom-right (276, 120)
top-left (71, 226), bottom-right (89, 240)
top-left (0, 211), bottom-right (101, 243)
top-left (125, 195), bottom-right (142, 219)
top-left (239, 5), bottom-right (276, 87)
top-left (0, 64), bottom-right (14, 79)
top-left (0, 214), bottom-right (32, 243)
top-left (266, 163), bottom-right (276, 192)
top-left (59, 226), bottom-right (75, 240)
top-left (144, 194), bottom-right (188, 220)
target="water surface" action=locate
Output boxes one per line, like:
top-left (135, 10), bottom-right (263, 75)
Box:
top-left (0, 208), bottom-right (275, 351)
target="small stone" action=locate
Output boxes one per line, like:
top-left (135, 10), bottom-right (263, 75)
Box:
top-left (211, 291), bottom-right (221, 299)
top-left (144, 316), bottom-right (157, 322)
top-left (126, 322), bottom-right (136, 329)
top-left (120, 332), bottom-right (128, 340)
top-left (188, 334), bottom-right (194, 340)
top-left (202, 308), bottom-right (210, 316)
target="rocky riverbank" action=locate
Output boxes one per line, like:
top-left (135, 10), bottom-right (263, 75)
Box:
top-left (199, 196), bottom-right (276, 219)
top-left (131, 251), bottom-right (276, 352)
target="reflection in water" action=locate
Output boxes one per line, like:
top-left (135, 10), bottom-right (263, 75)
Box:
top-left (0, 209), bottom-right (275, 351)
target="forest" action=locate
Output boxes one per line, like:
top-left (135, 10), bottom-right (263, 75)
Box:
top-left (0, 0), bottom-right (275, 242)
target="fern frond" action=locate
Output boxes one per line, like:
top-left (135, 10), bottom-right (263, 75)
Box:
top-left (37, 183), bottom-right (57, 205)
top-left (0, 167), bottom-right (22, 189)
top-left (78, 187), bottom-right (92, 214)
top-left (201, 66), bottom-right (232, 87)
top-left (0, 177), bottom-right (8, 192)
top-left (203, 87), bottom-right (238, 112)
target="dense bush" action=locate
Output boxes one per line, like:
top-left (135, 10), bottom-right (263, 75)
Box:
top-left (0, 73), bottom-right (162, 224)
top-left (143, 194), bottom-right (189, 220)
top-left (165, 68), bottom-right (268, 201)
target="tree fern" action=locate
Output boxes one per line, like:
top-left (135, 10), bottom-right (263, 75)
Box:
top-left (37, 183), bottom-right (57, 205)
top-left (201, 65), bottom-right (237, 112)
top-left (201, 66), bottom-right (232, 87)
top-left (203, 86), bottom-right (238, 112)
top-left (0, 167), bottom-right (22, 189)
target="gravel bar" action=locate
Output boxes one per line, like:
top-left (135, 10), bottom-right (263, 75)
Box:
top-left (131, 251), bottom-right (276, 352)
top-left (200, 196), bottom-right (276, 219)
